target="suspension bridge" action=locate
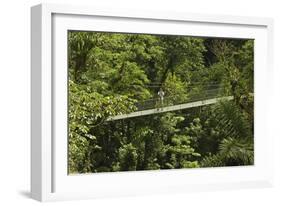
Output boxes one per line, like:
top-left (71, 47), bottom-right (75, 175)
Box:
top-left (107, 96), bottom-right (233, 121)
top-left (107, 82), bottom-right (235, 121)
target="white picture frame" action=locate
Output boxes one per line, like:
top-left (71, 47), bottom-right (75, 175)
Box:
top-left (31, 3), bottom-right (274, 202)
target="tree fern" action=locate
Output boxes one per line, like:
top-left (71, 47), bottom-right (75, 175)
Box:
top-left (201, 100), bottom-right (254, 167)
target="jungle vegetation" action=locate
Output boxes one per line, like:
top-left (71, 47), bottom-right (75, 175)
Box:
top-left (68, 31), bottom-right (254, 174)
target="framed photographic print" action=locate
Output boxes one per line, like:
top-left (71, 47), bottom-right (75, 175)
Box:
top-left (31, 3), bottom-right (274, 201)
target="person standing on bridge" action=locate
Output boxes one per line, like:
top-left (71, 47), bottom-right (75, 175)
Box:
top-left (158, 88), bottom-right (165, 108)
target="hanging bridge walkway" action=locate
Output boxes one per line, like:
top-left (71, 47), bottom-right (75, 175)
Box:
top-left (107, 95), bottom-right (234, 121)
top-left (106, 82), bottom-right (253, 121)
top-left (106, 82), bottom-right (235, 121)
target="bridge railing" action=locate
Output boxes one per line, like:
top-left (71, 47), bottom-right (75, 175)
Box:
top-left (135, 88), bottom-right (223, 111)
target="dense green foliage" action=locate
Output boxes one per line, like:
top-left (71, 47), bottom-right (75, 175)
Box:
top-left (68, 31), bottom-right (254, 174)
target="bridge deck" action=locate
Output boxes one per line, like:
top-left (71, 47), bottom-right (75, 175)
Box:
top-left (107, 96), bottom-right (233, 121)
